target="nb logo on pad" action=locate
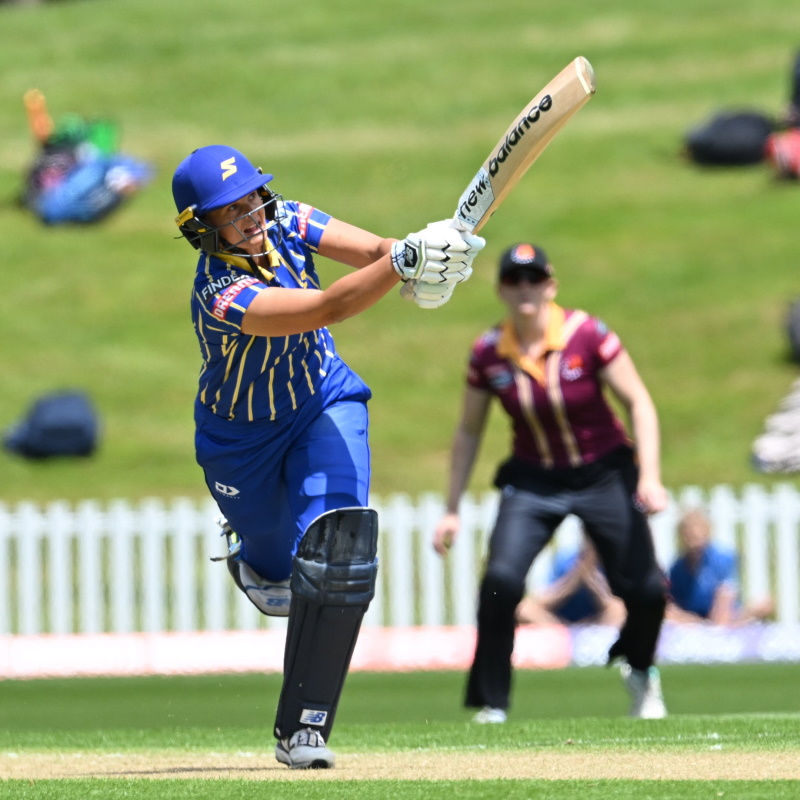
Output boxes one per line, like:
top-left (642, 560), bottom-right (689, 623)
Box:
top-left (214, 482), bottom-right (240, 497)
top-left (220, 157), bottom-right (237, 180)
top-left (300, 709), bottom-right (328, 726)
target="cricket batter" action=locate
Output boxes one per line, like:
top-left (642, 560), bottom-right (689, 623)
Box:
top-left (172, 145), bottom-right (484, 768)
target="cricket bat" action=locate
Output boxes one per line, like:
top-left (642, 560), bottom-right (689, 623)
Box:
top-left (402, 56), bottom-right (595, 297)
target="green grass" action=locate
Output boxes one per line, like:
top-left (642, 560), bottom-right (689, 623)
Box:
top-left (1, 0), bottom-right (800, 503)
top-left (3, 781), bottom-right (798, 800)
top-left (1, 666), bottom-right (799, 797)
top-left (3, 664), bottom-right (800, 733)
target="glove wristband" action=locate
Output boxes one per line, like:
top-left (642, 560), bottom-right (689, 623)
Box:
top-left (390, 239), bottom-right (423, 282)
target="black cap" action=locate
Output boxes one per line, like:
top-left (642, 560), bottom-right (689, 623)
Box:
top-left (498, 243), bottom-right (553, 281)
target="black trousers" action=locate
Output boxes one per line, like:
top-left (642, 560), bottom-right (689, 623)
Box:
top-left (465, 449), bottom-right (667, 710)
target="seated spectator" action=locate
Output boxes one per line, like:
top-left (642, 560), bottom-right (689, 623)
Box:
top-left (666, 508), bottom-right (774, 625)
top-left (516, 535), bottom-right (626, 627)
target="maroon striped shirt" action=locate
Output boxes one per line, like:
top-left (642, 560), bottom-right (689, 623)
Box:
top-left (467, 304), bottom-right (630, 469)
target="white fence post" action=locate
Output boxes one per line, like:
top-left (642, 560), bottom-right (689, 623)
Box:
top-left (0, 503), bottom-right (10, 635)
top-left (18, 502), bottom-right (43, 636)
top-left (108, 499), bottom-right (135, 634)
top-left (46, 501), bottom-right (73, 635)
top-left (385, 494), bottom-right (415, 628)
top-left (775, 483), bottom-right (800, 624)
top-left (76, 499), bottom-right (104, 634)
top-left (141, 498), bottom-right (166, 633)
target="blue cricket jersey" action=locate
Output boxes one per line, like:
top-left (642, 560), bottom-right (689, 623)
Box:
top-left (190, 199), bottom-right (370, 423)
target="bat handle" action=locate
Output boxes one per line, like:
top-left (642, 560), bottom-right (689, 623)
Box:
top-left (399, 216), bottom-right (466, 302)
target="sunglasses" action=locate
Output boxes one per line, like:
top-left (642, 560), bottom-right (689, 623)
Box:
top-left (500, 269), bottom-right (550, 286)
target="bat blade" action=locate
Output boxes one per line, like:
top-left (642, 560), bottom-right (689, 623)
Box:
top-left (402, 57), bottom-right (595, 301)
top-left (455, 56), bottom-right (596, 234)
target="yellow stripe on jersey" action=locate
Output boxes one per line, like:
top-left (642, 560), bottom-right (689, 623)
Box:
top-left (546, 310), bottom-right (588, 467)
top-left (545, 352), bottom-right (582, 467)
top-left (514, 366), bottom-right (553, 468)
top-left (229, 336), bottom-right (257, 419)
top-left (287, 353), bottom-right (297, 410)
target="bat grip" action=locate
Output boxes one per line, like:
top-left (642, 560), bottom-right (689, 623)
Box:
top-left (399, 216), bottom-right (466, 302)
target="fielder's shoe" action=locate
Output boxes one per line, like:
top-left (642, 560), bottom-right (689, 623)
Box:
top-left (471, 706), bottom-right (507, 724)
top-left (275, 727), bottom-right (335, 769)
top-left (621, 664), bottom-right (667, 719)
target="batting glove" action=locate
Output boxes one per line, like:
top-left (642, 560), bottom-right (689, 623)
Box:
top-left (411, 280), bottom-right (457, 309)
top-left (391, 220), bottom-right (486, 285)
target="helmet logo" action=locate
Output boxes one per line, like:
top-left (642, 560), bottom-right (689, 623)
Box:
top-left (220, 157), bottom-right (237, 180)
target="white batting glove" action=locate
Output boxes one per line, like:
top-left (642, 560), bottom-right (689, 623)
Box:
top-left (391, 220), bottom-right (485, 286)
top-left (412, 280), bottom-right (456, 309)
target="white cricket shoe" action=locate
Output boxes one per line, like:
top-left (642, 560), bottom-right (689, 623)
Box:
top-left (275, 727), bottom-right (335, 769)
top-left (621, 664), bottom-right (667, 719)
top-left (472, 706), bottom-right (507, 724)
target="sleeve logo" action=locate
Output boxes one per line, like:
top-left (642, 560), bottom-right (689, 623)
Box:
top-left (211, 277), bottom-right (259, 320)
top-left (297, 203), bottom-right (314, 238)
top-left (599, 332), bottom-right (621, 362)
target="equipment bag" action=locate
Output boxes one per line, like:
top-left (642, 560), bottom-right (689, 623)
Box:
top-left (684, 110), bottom-right (777, 166)
top-left (3, 391), bottom-right (99, 459)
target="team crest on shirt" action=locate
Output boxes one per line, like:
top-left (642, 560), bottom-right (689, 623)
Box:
top-left (561, 354), bottom-right (583, 381)
top-left (485, 365), bottom-right (514, 391)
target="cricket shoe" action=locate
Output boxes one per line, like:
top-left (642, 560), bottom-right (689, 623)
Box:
top-left (621, 664), bottom-right (667, 719)
top-left (471, 706), bottom-right (507, 724)
top-left (275, 727), bottom-right (335, 769)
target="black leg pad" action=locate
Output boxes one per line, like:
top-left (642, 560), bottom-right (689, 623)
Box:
top-left (274, 507), bottom-right (378, 741)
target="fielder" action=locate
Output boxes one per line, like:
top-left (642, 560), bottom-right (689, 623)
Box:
top-left (171, 145), bottom-right (484, 769)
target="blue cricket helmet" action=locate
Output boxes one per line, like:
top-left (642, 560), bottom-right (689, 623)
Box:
top-left (172, 145), bottom-right (273, 214)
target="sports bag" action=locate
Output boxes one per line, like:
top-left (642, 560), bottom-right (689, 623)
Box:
top-left (684, 110), bottom-right (776, 166)
top-left (3, 391), bottom-right (99, 459)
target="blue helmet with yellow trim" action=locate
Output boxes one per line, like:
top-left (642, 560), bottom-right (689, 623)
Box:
top-left (172, 145), bottom-right (283, 253)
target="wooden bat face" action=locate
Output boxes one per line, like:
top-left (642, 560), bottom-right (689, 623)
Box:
top-left (455, 56), bottom-right (596, 233)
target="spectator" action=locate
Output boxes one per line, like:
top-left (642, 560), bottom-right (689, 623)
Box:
top-left (666, 509), bottom-right (774, 625)
top-left (516, 534), bottom-right (626, 627)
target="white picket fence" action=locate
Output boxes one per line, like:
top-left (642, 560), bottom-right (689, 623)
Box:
top-left (0, 483), bottom-right (799, 636)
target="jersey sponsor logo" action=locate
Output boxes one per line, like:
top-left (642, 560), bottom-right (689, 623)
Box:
top-left (561, 354), bottom-right (584, 381)
top-left (486, 364), bottom-right (514, 391)
top-left (296, 203), bottom-right (314, 238)
top-left (214, 482), bottom-right (240, 497)
top-left (209, 278), bottom-right (260, 320)
top-left (299, 709), bottom-right (328, 726)
top-left (220, 156), bottom-right (237, 180)
top-left (599, 332), bottom-right (621, 362)
top-left (200, 273), bottom-right (259, 302)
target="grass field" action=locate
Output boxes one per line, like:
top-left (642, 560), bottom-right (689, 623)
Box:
top-left (1, 665), bottom-right (799, 797)
top-left (2, 0), bottom-right (800, 502)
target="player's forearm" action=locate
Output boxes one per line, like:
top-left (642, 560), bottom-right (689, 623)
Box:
top-left (242, 256), bottom-right (399, 336)
top-left (445, 428), bottom-right (481, 513)
top-left (630, 394), bottom-right (662, 483)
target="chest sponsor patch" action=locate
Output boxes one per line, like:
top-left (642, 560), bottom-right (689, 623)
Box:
top-left (211, 277), bottom-right (259, 320)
